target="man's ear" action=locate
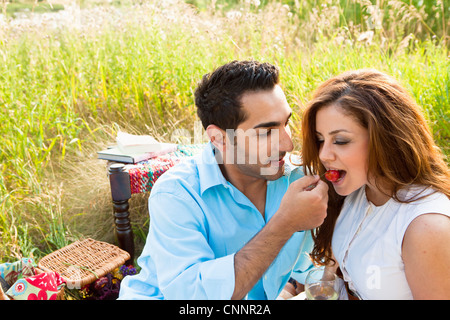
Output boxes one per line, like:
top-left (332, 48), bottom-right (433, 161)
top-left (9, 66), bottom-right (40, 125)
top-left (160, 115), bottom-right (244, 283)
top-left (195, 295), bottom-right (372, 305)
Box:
top-left (206, 124), bottom-right (226, 152)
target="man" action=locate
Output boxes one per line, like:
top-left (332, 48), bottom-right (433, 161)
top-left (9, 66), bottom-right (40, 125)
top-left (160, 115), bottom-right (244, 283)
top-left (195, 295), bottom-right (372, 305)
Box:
top-left (118, 60), bottom-right (328, 300)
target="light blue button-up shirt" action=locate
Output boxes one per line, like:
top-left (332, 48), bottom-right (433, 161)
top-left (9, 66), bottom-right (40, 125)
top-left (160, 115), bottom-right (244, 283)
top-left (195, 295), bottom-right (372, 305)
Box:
top-left (118, 143), bottom-right (314, 300)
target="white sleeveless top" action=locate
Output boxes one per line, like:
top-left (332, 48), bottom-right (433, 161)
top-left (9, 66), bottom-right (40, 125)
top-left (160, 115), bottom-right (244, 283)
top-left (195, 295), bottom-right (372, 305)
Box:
top-left (332, 185), bottom-right (450, 300)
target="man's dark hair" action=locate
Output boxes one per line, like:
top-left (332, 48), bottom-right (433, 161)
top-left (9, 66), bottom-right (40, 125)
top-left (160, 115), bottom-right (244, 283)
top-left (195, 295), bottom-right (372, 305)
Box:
top-left (194, 60), bottom-right (279, 130)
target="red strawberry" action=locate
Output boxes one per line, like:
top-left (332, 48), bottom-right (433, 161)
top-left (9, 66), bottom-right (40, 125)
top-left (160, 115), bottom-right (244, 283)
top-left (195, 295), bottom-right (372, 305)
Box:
top-left (325, 170), bottom-right (340, 182)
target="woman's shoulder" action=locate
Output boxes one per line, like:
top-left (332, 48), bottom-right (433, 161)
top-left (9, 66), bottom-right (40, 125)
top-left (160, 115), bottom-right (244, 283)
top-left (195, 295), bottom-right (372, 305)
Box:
top-left (403, 213), bottom-right (450, 255)
top-left (401, 212), bottom-right (450, 299)
top-left (405, 213), bottom-right (450, 235)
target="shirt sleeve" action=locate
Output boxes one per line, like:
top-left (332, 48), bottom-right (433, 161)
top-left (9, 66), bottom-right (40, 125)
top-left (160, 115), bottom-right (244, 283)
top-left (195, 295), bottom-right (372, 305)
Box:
top-left (290, 230), bottom-right (316, 284)
top-left (118, 253), bottom-right (164, 300)
top-left (146, 190), bottom-right (236, 299)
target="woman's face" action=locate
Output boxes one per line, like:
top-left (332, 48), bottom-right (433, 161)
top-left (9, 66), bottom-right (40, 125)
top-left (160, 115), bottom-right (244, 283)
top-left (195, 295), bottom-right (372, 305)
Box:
top-left (315, 104), bottom-right (370, 196)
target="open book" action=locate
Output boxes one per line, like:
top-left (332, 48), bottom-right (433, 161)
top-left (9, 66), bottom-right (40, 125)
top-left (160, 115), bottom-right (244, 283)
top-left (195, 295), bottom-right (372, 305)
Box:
top-left (97, 132), bottom-right (177, 163)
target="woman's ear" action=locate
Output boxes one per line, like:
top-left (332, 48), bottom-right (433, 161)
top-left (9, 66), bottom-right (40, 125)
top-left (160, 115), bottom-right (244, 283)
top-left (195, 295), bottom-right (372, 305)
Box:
top-left (206, 124), bottom-right (226, 152)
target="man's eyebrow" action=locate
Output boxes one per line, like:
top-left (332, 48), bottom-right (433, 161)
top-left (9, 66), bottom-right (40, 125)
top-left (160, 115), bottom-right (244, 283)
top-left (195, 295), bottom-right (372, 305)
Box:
top-left (253, 121), bottom-right (280, 129)
top-left (253, 112), bottom-right (292, 129)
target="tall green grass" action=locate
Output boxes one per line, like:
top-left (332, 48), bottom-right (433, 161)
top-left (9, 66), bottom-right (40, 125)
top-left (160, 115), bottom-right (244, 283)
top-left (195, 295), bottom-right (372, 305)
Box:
top-left (0, 0), bottom-right (448, 261)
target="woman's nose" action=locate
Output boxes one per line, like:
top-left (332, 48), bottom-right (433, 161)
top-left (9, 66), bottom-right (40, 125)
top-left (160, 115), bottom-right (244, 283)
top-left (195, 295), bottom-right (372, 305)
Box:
top-left (319, 141), bottom-right (335, 163)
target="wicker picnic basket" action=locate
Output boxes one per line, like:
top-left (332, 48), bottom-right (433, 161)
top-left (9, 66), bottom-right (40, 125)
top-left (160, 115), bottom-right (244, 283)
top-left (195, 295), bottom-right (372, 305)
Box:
top-left (38, 238), bottom-right (130, 289)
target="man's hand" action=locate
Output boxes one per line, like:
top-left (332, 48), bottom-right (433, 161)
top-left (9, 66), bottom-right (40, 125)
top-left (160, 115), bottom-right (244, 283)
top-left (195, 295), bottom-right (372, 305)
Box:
top-left (275, 175), bottom-right (329, 233)
top-left (231, 175), bottom-right (328, 300)
top-left (282, 279), bottom-right (304, 296)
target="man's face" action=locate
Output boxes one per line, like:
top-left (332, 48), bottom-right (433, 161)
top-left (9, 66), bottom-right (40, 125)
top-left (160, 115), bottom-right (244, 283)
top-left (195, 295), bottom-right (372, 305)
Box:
top-left (225, 85), bottom-right (294, 181)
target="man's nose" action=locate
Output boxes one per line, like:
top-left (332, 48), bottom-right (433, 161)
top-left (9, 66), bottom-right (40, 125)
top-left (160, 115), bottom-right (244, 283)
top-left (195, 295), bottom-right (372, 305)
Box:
top-left (279, 126), bottom-right (294, 153)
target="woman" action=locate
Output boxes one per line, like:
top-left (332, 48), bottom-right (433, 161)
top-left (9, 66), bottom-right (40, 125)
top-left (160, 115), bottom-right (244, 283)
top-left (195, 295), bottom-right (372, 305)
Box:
top-left (301, 69), bottom-right (450, 299)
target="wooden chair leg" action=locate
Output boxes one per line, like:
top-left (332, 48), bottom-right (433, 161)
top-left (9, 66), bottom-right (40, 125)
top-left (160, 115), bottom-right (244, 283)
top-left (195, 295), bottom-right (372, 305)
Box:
top-left (108, 163), bottom-right (134, 265)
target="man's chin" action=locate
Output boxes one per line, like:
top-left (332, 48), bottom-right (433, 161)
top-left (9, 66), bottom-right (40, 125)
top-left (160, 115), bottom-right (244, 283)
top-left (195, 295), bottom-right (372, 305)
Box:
top-left (260, 166), bottom-right (285, 181)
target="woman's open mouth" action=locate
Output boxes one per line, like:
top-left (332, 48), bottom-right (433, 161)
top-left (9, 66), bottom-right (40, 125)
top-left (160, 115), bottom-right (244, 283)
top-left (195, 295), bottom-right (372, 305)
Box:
top-left (325, 169), bottom-right (346, 183)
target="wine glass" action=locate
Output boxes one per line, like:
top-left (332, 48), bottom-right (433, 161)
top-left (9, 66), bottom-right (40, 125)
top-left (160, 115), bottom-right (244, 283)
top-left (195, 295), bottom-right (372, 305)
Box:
top-left (305, 268), bottom-right (339, 300)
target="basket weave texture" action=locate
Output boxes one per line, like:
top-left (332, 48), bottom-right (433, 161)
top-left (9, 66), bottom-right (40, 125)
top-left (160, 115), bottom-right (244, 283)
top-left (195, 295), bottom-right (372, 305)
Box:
top-left (38, 238), bottom-right (130, 289)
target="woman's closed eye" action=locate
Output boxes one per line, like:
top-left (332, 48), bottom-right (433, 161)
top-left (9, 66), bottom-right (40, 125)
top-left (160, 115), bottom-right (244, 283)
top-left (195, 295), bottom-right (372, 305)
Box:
top-left (334, 139), bottom-right (350, 145)
top-left (315, 138), bottom-right (350, 145)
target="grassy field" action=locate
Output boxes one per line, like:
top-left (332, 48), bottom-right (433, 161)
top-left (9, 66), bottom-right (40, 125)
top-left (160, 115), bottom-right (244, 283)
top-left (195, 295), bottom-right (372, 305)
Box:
top-left (0, 0), bottom-right (448, 263)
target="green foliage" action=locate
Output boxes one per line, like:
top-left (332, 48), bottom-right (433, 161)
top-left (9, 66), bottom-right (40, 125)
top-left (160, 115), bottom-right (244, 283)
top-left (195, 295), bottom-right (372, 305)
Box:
top-left (188, 0), bottom-right (449, 41)
top-left (3, 2), bottom-right (64, 16)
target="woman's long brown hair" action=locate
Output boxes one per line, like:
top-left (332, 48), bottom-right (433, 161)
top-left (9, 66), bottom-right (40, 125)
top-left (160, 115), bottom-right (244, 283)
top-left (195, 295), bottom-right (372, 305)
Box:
top-left (301, 69), bottom-right (450, 266)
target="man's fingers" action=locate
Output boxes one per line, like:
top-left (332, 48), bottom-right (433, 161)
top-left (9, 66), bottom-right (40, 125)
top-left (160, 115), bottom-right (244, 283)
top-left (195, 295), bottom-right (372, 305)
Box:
top-left (312, 179), bottom-right (328, 194)
top-left (293, 175), bottom-right (320, 190)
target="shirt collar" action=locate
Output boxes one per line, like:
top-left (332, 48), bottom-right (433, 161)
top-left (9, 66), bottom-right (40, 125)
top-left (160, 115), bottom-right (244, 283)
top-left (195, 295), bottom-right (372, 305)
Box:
top-left (196, 142), bottom-right (228, 195)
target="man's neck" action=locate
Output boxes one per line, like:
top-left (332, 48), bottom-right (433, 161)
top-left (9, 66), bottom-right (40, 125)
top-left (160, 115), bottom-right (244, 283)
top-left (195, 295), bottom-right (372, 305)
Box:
top-left (219, 163), bottom-right (268, 217)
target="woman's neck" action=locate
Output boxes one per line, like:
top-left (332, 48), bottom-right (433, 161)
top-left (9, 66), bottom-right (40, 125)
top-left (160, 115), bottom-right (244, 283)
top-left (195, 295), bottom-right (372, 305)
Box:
top-left (365, 183), bottom-right (391, 206)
